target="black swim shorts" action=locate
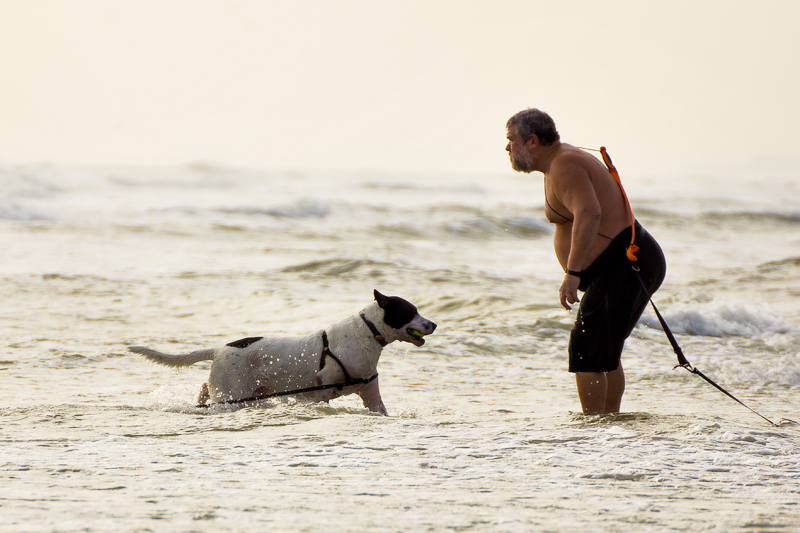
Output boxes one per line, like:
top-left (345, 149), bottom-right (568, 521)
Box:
top-left (568, 221), bottom-right (666, 373)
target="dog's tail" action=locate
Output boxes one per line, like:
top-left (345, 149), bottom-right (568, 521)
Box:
top-left (128, 346), bottom-right (215, 367)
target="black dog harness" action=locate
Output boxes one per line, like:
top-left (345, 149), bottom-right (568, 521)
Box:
top-left (197, 313), bottom-right (385, 408)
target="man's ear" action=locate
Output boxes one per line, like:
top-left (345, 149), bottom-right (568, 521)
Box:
top-left (527, 133), bottom-right (541, 148)
top-left (374, 289), bottom-right (389, 308)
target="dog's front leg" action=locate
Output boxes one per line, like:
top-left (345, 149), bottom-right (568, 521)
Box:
top-left (197, 383), bottom-right (210, 406)
top-left (358, 378), bottom-right (387, 416)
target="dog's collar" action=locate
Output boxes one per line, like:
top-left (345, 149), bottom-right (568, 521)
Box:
top-left (359, 311), bottom-right (388, 347)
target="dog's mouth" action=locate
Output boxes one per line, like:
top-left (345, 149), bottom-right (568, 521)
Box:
top-left (407, 328), bottom-right (426, 345)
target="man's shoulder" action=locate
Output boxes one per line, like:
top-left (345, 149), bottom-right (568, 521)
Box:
top-left (549, 147), bottom-right (593, 179)
top-left (553, 144), bottom-right (594, 164)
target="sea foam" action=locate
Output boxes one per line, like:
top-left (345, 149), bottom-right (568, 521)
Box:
top-left (641, 299), bottom-right (792, 337)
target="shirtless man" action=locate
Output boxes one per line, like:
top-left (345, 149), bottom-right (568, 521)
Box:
top-left (505, 108), bottom-right (666, 414)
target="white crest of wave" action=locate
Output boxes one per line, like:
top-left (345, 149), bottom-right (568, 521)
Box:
top-left (642, 299), bottom-right (792, 337)
top-left (0, 166), bottom-right (59, 220)
top-left (264, 200), bottom-right (329, 218)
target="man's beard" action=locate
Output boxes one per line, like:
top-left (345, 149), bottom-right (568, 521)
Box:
top-left (510, 152), bottom-right (535, 173)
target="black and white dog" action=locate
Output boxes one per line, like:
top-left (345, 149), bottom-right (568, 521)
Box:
top-left (129, 290), bottom-right (436, 415)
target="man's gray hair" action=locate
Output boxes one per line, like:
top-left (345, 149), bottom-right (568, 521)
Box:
top-left (506, 108), bottom-right (560, 146)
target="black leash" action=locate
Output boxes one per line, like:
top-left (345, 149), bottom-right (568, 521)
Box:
top-left (197, 314), bottom-right (385, 408)
top-left (632, 266), bottom-right (776, 426)
top-left (200, 371), bottom-right (378, 408)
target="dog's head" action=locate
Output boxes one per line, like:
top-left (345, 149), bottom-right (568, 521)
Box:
top-left (373, 289), bottom-right (437, 347)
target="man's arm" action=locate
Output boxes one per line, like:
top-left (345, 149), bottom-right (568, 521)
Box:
top-left (551, 161), bottom-right (601, 310)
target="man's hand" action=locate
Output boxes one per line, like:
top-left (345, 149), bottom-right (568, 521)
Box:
top-left (559, 273), bottom-right (581, 310)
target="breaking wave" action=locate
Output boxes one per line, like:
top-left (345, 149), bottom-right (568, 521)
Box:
top-left (641, 299), bottom-right (793, 337)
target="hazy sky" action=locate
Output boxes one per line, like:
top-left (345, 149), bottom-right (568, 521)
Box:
top-left (1, 0), bottom-right (798, 179)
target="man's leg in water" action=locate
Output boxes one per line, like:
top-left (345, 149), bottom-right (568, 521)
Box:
top-left (575, 364), bottom-right (625, 414)
top-left (604, 364), bottom-right (625, 413)
top-left (576, 372), bottom-right (606, 414)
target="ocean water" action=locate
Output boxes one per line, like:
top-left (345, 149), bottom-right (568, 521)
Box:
top-left (1, 161), bottom-right (799, 532)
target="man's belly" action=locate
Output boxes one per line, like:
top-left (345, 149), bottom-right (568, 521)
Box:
top-left (553, 222), bottom-right (612, 270)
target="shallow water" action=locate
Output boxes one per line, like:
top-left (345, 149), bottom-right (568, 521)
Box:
top-left (1, 163), bottom-right (799, 531)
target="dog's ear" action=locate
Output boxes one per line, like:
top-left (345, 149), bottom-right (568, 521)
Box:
top-left (374, 289), bottom-right (389, 308)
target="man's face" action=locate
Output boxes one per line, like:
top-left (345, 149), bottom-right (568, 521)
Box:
top-left (506, 126), bottom-right (535, 173)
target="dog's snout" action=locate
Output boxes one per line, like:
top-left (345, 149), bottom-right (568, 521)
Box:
top-left (426, 320), bottom-right (437, 333)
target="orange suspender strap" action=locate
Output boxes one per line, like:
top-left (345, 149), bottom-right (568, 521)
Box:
top-left (599, 146), bottom-right (638, 262)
